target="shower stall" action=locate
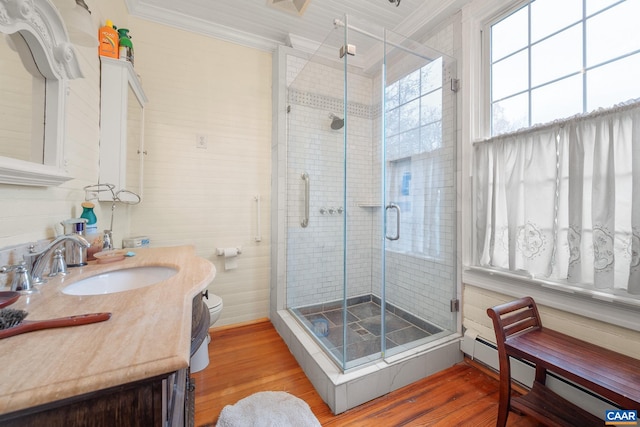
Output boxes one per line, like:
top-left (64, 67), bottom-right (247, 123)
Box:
top-left (271, 15), bottom-right (461, 414)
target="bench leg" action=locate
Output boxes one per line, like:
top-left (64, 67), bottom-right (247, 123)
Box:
top-left (496, 362), bottom-right (511, 427)
top-left (535, 364), bottom-right (546, 385)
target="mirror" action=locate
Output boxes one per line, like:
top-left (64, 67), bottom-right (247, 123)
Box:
top-left (0, 33), bottom-right (46, 163)
top-left (0, 0), bottom-right (83, 186)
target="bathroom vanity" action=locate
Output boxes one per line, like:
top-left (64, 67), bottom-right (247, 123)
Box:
top-left (0, 246), bottom-right (215, 426)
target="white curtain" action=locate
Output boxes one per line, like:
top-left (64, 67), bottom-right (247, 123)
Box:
top-left (474, 102), bottom-right (640, 294)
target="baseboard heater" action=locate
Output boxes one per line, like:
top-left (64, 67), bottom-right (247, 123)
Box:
top-left (460, 330), bottom-right (614, 418)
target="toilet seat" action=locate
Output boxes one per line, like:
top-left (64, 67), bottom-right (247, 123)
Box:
top-left (206, 293), bottom-right (222, 310)
top-left (192, 292), bottom-right (223, 373)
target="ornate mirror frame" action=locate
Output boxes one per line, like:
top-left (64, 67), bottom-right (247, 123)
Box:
top-left (0, 0), bottom-right (83, 186)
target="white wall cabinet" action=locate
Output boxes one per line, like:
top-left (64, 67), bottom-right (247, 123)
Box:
top-left (99, 57), bottom-right (148, 200)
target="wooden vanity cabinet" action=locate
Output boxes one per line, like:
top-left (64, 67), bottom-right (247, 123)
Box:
top-left (0, 369), bottom-right (194, 427)
top-left (0, 291), bottom-right (209, 427)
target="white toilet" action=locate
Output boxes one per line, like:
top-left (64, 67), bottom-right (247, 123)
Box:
top-left (190, 293), bottom-right (223, 373)
top-left (206, 293), bottom-right (224, 328)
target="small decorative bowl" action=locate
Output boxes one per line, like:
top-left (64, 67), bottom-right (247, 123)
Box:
top-left (93, 249), bottom-right (127, 264)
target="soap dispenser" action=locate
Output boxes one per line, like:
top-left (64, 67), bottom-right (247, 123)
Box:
top-left (80, 202), bottom-right (97, 234)
top-left (80, 202), bottom-right (101, 260)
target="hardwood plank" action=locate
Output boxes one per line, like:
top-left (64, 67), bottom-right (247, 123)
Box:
top-left (193, 320), bottom-right (541, 426)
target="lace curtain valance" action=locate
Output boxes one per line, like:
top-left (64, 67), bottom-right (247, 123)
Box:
top-left (473, 102), bottom-right (640, 294)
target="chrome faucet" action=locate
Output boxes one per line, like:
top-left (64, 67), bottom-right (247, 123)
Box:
top-left (24, 235), bottom-right (90, 284)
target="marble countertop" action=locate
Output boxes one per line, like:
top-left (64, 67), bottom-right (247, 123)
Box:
top-left (0, 245), bottom-right (215, 415)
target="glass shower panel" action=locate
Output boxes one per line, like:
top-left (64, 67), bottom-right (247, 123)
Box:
top-left (342, 15), bottom-right (386, 369)
top-left (382, 29), bottom-right (457, 358)
top-left (285, 26), bottom-right (349, 365)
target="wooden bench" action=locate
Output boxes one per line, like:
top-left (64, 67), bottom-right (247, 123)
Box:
top-left (487, 296), bottom-right (640, 427)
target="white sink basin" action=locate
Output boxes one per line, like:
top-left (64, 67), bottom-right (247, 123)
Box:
top-left (62, 266), bottom-right (178, 296)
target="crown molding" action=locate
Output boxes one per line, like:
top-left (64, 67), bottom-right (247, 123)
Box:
top-left (124, 0), bottom-right (281, 52)
top-left (285, 33), bottom-right (319, 55)
top-left (396, 0), bottom-right (470, 41)
top-left (124, 0), bottom-right (471, 64)
top-left (355, 0), bottom-right (470, 73)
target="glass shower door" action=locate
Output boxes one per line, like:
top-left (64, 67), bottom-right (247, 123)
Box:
top-left (380, 28), bottom-right (458, 359)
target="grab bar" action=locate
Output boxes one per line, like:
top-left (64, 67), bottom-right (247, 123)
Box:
top-left (301, 172), bottom-right (309, 228)
top-left (385, 203), bottom-right (400, 240)
top-left (254, 195), bottom-right (262, 242)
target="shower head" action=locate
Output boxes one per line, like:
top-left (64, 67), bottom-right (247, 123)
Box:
top-left (329, 113), bottom-right (344, 130)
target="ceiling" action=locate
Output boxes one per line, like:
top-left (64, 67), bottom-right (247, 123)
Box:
top-left (124, 0), bottom-right (469, 56)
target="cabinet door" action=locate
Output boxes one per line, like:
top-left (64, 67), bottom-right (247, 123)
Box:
top-left (126, 83), bottom-right (145, 198)
top-left (0, 376), bottom-right (165, 427)
top-left (99, 58), bottom-right (147, 201)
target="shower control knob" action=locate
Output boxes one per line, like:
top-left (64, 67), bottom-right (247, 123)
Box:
top-left (337, 207), bottom-right (344, 214)
top-left (320, 208), bottom-right (327, 215)
top-left (328, 207), bottom-right (335, 214)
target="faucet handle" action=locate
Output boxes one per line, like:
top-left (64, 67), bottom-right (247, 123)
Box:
top-left (49, 248), bottom-right (68, 277)
top-left (1, 262), bottom-right (35, 292)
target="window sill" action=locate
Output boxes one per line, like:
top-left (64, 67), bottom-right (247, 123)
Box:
top-left (462, 266), bottom-right (640, 332)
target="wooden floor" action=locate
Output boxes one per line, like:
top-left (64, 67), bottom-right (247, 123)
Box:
top-left (192, 320), bottom-right (541, 427)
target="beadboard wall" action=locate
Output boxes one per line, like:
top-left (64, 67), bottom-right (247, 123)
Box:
top-left (127, 18), bottom-right (272, 326)
top-left (462, 285), bottom-right (640, 359)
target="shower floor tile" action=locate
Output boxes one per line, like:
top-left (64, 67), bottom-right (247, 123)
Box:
top-left (387, 325), bottom-right (431, 346)
top-left (323, 309), bottom-right (358, 326)
top-left (358, 314), bottom-right (413, 336)
top-left (293, 295), bottom-right (440, 365)
top-left (348, 301), bottom-right (380, 320)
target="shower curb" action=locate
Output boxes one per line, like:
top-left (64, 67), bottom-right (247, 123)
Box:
top-left (273, 309), bottom-right (462, 414)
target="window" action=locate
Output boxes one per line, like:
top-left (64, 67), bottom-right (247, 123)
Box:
top-left (474, 0), bottom-right (640, 300)
top-left (385, 58), bottom-right (445, 258)
top-left (490, 0), bottom-right (640, 135)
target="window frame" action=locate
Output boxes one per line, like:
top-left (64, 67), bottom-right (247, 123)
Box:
top-left (487, 0), bottom-right (640, 136)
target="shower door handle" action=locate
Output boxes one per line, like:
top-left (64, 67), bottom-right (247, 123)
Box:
top-left (301, 172), bottom-right (310, 228)
top-left (385, 203), bottom-right (400, 241)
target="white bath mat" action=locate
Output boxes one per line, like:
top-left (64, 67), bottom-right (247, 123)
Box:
top-left (216, 391), bottom-right (321, 427)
